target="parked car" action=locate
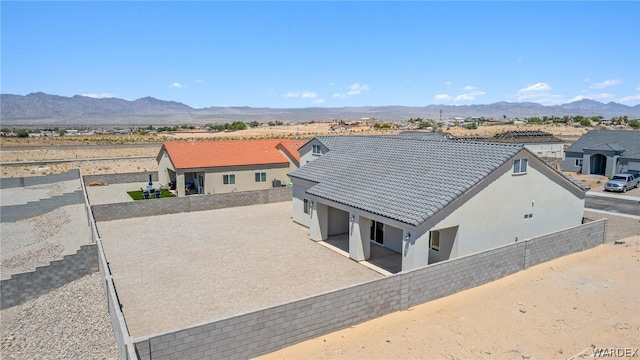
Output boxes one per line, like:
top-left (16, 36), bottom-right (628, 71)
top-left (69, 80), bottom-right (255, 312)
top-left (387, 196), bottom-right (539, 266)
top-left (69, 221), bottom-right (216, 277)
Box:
top-left (604, 172), bottom-right (640, 192)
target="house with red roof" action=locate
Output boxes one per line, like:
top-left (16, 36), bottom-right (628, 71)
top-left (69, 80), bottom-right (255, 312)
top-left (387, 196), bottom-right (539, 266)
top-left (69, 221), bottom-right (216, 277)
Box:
top-left (156, 139), bottom-right (304, 196)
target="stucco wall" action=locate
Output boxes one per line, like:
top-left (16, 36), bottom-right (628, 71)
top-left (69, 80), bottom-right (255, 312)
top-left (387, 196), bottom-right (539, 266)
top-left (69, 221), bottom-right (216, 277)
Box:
top-left (562, 151), bottom-right (584, 173)
top-left (427, 152), bottom-right (584, 259)
top-left (299, 138), bottom-right (328, 165)
top-left (524, 143), bottom-right (564, 159)
top-left (201, 163), bottom-right (290, 195)
top-left (384, 224), bottom-right (403, 253)
top-left (132, 219), bottom-right (606, 360)
top-left (328, 207), bottom-right (349, 235)
top-left (157, 149), bottom-right (175, 186)
top-left (291, 178), bottom-right (315, 227)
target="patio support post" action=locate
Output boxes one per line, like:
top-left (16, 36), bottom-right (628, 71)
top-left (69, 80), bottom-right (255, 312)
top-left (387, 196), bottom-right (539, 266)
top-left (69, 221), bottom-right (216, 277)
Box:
top-left (176, 173), bottom-right (185, 197)
top-left (401, 230), bottom-right (429, 272)
top-left (310, 201), bottom-right (328, 242)
top-left (349, 214), bottom-right (370, 261)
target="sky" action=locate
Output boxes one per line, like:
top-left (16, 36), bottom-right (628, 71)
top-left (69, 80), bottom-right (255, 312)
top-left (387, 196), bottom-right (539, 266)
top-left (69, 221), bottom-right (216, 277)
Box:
top-left (2, 1), bottom-right (639, 109)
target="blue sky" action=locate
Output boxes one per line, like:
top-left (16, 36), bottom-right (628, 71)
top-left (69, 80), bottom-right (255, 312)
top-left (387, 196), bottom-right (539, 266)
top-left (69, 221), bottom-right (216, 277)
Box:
top-left (2, 1), bottom-right (639, 109)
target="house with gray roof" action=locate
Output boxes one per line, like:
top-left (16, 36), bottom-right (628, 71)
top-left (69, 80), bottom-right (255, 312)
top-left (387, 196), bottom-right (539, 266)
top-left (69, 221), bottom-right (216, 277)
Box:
top-left (563, 130), bottom-right (640, 176)
top-left (290, 136), bottom-right (587, 272)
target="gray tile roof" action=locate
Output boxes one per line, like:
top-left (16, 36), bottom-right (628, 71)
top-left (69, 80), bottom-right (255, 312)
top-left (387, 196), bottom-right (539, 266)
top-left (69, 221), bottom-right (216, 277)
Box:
top-left (565, 130), bottom-right (640, 159)
top-left (290, 136), bottom-right (526, 226)
top-left (396, 131), bottom-right (453, 140)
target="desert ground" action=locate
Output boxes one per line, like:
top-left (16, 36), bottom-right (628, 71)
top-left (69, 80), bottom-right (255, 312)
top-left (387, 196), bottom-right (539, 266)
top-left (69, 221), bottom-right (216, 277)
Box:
top-left (260, 233), bottom-right (640, 360)
top-left (0, 123), bottom-right (589, 178)
top-left (1, 123), bottom-right (637, 359)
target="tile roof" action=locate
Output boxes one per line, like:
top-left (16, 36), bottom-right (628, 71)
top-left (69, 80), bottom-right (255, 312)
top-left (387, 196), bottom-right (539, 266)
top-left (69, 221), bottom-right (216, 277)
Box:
top-left (161, 139), bottom-right (303, 169)
top-left (565, 130), bottom-right (640, 159)
top-left (290, 136), bottom-right (526, 226)
top-left (455, 131), bottom-right (563, 144)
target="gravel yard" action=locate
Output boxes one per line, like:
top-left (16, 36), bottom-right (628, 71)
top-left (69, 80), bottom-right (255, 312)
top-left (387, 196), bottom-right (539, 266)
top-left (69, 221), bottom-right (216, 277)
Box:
top-left (0, 273), bottom-right (118, 360)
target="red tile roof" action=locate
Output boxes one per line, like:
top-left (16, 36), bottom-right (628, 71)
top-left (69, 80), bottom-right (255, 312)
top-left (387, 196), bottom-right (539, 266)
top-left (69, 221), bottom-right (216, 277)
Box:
top-left (160, 139), bottom-right (304, 169)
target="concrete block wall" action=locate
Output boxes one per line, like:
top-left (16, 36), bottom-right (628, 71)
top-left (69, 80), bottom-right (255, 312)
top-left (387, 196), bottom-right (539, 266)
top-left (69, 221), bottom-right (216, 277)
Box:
top-left (83, 172), bottom-right (158, 185)
top-left (404, 241), bottom-right (527, 308)
top-left (0, 169), bottom-right (80, 189)
top-left (524, 219), bottom-right (606, 269)
top-left (92, 197), bottom-right (191, 221)
top-left (82, 169), bottom-right (136, 360)
top-left (128, 219), bottom-right (607, 360)
top-left (92, 187), bottom-right (292, 221)
top-left (0, 244), bottom-right (99, 309)
top-left (134, 277), bottom-right (402, 360)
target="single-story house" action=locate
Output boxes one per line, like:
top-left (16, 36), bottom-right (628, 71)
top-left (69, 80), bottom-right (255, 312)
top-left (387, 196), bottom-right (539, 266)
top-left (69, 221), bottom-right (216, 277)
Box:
top-left (157, 139), bottom-right (304, 196)
top-left (455, 131), bottom-right (565, 159)
top-left (562, 130), bottom-right (640, 176)
top-left (290, 136), bottom-right (587, 272)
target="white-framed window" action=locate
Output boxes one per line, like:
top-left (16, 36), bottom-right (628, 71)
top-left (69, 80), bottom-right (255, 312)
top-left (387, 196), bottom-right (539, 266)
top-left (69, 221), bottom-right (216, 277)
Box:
top-left (513, 158), bottom-right (528, 174)
top-left (303, 199), bottom-right (311, 214)
top-left (430, 230), bottom-right (440, 251)
top-left (312, 144), bottom-right (321, 155)
top-left (575, 158), bottom-right (583, 167)
top-left (254, 172), bottom-right (267, 182)
top-left (223, 174), bottom-right (235, 185)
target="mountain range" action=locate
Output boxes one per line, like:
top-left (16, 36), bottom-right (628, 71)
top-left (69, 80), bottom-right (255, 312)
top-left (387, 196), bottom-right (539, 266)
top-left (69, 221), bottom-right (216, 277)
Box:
top-left (2, 92), bottom-right (639, 126)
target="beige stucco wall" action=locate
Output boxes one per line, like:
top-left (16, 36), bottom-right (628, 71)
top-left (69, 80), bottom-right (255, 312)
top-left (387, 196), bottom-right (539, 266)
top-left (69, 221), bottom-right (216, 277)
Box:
top-left (157, 149), bottom-right (175, 186)
top-left (524, 143), bottom-right (565, 159)
top-left (422, 150), bottom-right (584, 260)
top-left (299, 139), bottom-right (329, 165)
top-left (197, 163), bottom-right (290, 195)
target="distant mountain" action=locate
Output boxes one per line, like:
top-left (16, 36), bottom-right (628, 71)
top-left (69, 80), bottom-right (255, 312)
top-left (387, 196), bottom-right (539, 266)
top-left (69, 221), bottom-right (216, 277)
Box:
top-left (1, 92), bottom-right (639, 126)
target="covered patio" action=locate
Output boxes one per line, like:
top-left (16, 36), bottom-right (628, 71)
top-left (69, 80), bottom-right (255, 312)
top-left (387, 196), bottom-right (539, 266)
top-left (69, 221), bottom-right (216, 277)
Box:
top-left (324, 234), bottom-right (402, 274)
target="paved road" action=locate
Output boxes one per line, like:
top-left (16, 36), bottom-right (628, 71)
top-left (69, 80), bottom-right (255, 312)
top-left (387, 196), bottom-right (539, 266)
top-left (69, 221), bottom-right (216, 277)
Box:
top-left (0, 155), bottom-right (154, 166)
top-left (585, 195), bottom-right (640, 217)
top-left (0, 143), bottom-right (162, 151)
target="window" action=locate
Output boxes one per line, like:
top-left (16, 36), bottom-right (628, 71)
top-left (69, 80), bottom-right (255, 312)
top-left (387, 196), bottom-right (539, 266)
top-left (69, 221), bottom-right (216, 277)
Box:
top-left (430, 231), bottom-right (440, 251)
top-left (513, 158), bottom-right (528, 174)
top-left (223, 174), bottom-right (235, 185)
top-left (312, 144), bottom-right (321, 155)
top-left (575, 158), bottom-right (583, 167)
top-left (303, 199), bottom-right (311, 215)
top-left (255, 172), bottom-right (267, 182)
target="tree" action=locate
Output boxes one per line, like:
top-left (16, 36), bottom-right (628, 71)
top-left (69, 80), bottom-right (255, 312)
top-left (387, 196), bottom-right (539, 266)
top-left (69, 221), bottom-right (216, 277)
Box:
top-left (579, 118), bottom-right (592, 127)
top-left (418, 121), bottom-right (432, 129)
top-left (248, 121), bottom-right (260, 128)
top-left (17, 129), bottom-right (30, 138)
top-left (628, 119), bottom-right (640, 129)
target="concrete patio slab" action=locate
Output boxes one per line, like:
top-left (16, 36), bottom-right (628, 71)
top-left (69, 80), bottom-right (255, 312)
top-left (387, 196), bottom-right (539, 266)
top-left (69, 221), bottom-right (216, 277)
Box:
top-left (85, 182), bottom-right (150, 205)
top-left (96, 202), bottom-right (382, 338)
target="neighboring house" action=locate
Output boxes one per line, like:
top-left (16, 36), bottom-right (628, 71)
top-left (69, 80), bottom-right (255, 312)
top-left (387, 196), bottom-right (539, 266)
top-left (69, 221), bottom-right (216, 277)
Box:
top-left (563, 130), bottom-right (640, 176)
top-left (290, 136), bottom-right (587, 272)
top-left (397, 131), bottom-right (453, 140)
top-left (455, 131), bottom-right (565, 159)
top-left (330, 125), bottom-right (351, 132)
top-left (157, 139), bottom-right (303, 197)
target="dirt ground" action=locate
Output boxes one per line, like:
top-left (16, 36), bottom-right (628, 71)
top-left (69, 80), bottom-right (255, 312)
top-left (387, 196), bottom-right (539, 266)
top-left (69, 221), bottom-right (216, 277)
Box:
top-left (259, 234), bottom-right (640, 360)
top-left (0, 123), bottom-right (587, 178)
